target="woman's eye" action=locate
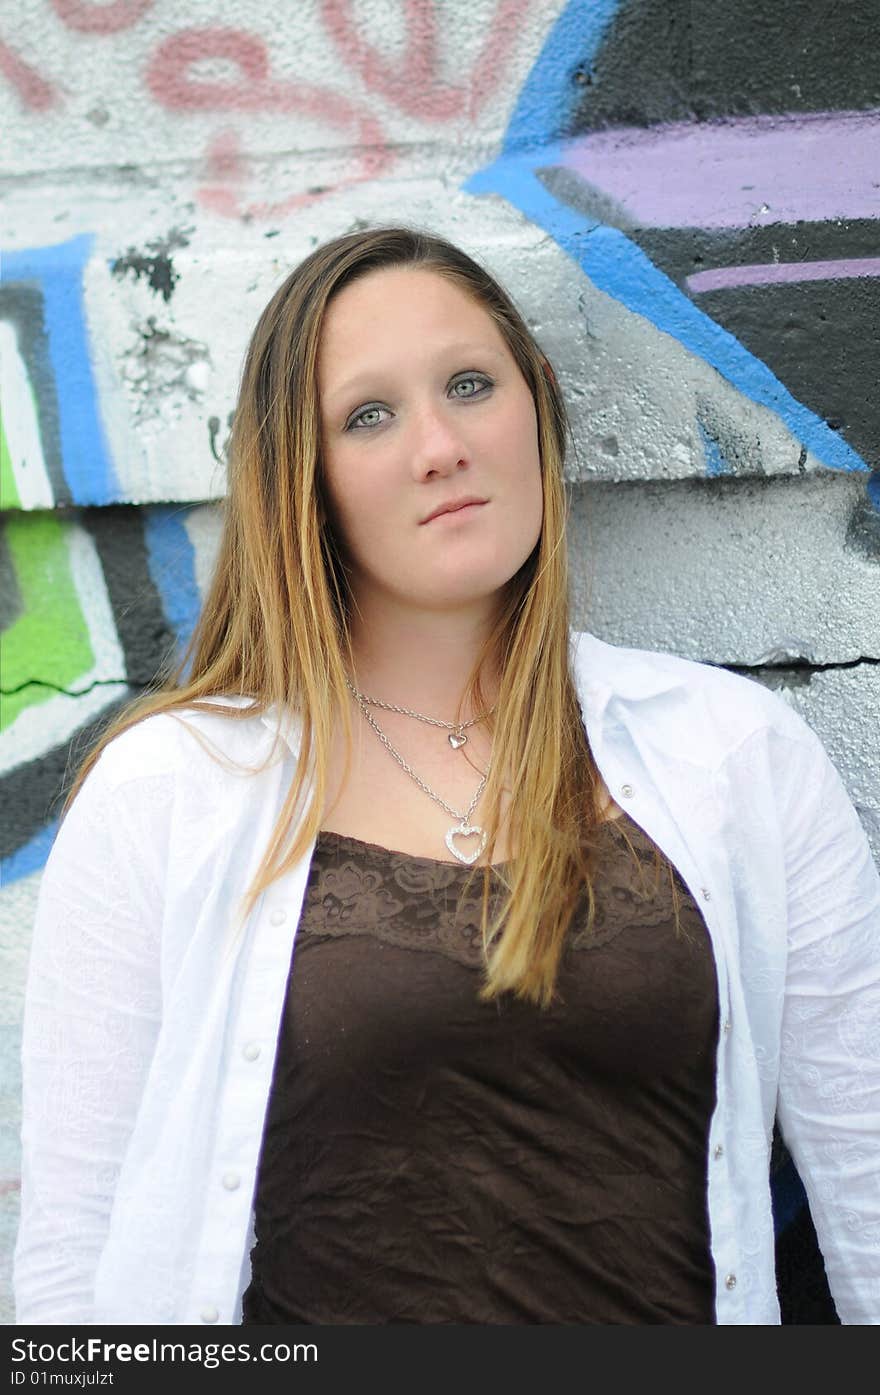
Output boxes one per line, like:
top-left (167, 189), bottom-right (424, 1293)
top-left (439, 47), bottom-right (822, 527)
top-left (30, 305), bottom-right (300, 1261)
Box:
top-left (449, 375), bottom-right (492, 399)
top-left (347, 404), bottom-right (390, 430)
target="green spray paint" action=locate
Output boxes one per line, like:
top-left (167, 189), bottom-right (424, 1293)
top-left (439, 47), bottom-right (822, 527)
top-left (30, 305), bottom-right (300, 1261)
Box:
top-left (0, 512), bottom-right (95, 730)
top-left (0, 420), bottom-right (18, 510)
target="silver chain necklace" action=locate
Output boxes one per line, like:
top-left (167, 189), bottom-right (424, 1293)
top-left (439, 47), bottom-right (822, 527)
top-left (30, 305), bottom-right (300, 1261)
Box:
top-left (345, 676), bottom-right (490, 865)
top-left (346, 683), bottom-right (495, 750)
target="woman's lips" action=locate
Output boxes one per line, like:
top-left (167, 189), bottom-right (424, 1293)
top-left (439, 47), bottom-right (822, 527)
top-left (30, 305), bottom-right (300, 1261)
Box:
top-left (424, 501), bottom-right (487, 523)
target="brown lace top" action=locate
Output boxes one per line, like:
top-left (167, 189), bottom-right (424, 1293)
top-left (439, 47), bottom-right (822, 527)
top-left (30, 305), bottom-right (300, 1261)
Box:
top-left (241, 812), bottom-right (719, 1325)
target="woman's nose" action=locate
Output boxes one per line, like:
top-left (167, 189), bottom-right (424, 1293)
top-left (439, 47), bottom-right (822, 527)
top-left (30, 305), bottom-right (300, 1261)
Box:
top-left (409, 402), bottom-right (468, 478)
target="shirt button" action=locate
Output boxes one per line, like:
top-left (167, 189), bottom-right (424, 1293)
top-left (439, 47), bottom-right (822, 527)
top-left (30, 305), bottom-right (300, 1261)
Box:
top-left (242, 1041), bottom-right (261, 1061)
top-left (201, 1305), bottom-right (219, 1323)
top-left (222, 1171), bottom-right (241, 1191)
top-left (722, 1019), bottom-right (731, 1034)
top-left (725, 1274), bottom-right (737, 1291)
top-left (713, 1144), bottom-right (724, 1160)
top-left (701, 887), bottom-right (712, 901)
top-left (269, 908), bottom-right (287, 926)
top-left (619, 783), bottom-right (635, 799)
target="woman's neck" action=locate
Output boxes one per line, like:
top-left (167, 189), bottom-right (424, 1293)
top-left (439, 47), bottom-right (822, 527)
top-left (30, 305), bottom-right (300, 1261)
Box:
top-left (346, 608), bottom-right (500, 721)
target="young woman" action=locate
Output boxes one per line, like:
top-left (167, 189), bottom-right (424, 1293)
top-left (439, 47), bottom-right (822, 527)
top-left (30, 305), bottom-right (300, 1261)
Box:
top-left (14, 228), bottom-right (880, 1326)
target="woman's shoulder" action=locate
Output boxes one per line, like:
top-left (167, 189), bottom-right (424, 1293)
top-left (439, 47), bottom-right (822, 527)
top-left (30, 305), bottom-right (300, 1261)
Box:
top-left (89, 694), bottom-right (281, 793)
top-left (570, 629), bottom-right (817, 756)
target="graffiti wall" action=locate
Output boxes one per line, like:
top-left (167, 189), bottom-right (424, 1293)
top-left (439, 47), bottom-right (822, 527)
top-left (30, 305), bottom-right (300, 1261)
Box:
top-left (2, 0), bottom-right (878, 1325)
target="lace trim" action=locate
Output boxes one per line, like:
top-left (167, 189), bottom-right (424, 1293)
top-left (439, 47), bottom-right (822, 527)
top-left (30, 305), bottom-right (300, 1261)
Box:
top-left (297, 817), bottom-right (701, 969)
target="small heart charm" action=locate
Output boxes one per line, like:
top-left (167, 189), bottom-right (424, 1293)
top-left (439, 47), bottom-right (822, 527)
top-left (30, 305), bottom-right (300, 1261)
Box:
top-left (448, 731), bottom-right (467, 749)
top-left (445, 822), bottom-right (487, 866)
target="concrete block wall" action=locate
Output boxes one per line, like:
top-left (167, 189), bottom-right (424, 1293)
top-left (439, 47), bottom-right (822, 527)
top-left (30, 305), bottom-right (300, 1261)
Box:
top-left (2, 0), bottom-right (878, 1325)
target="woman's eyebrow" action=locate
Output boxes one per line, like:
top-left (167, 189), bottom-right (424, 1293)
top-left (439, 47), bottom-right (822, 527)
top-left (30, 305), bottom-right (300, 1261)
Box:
top-left (322, 342), bottom-right (508, 410)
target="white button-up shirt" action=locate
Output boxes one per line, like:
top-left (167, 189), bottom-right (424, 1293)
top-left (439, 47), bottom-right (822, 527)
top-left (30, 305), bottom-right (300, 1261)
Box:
top-left (14, 632), bottom-right (880, 1325)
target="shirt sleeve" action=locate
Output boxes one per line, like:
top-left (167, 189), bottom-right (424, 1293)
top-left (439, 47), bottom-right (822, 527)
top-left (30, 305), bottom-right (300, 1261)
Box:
top-left (13, 749), bottom-right (170, 1324)
top-left (775, 721), bottom-right (880, 1325)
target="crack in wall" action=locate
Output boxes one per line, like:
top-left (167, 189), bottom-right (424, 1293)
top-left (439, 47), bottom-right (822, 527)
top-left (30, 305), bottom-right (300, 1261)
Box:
top-left (723, 655), bottom-right (880, 689)
top-left (5, 657), bottom-right (879, 700)
top-left (2, 678), bottom-right (134, 698)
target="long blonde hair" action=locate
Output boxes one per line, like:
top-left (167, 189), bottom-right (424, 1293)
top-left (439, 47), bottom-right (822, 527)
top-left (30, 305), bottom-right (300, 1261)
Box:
top-left (63, 226), bottom-right (608, 1007)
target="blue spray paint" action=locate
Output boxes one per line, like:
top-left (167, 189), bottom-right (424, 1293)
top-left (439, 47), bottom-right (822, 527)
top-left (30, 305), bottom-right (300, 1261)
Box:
top-left (143, 505), bottom-right (203, 669)
top-left (467, 158), bottom-right (867, 476)
top-left (504, 0), bottom-right (621, 151)
top-left (698, 422), bottom-right (731, 478)
top-left (468, 0), bottom-right (868, 478)
top-left (0, 820), bottom-right (58, 885)
top-left (4, 236), bottom-right (118, 506)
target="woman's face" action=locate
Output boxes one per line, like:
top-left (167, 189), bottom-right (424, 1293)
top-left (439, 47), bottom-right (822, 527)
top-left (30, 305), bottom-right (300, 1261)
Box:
top-left (317, 266), bottom-right (543, 621)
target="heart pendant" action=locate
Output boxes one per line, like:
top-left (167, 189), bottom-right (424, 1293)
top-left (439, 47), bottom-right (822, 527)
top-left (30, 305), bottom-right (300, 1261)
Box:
top-left (445, 822), bottom-right (487, 866)
top-left (448, 731), bottom-right (467, 749)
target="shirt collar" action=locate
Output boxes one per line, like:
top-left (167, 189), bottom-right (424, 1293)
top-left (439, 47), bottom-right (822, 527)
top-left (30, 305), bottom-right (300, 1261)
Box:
top-left (571, 631), bottom-right (687, 706)
top-left (258, 703), bottom-right (302, 754)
